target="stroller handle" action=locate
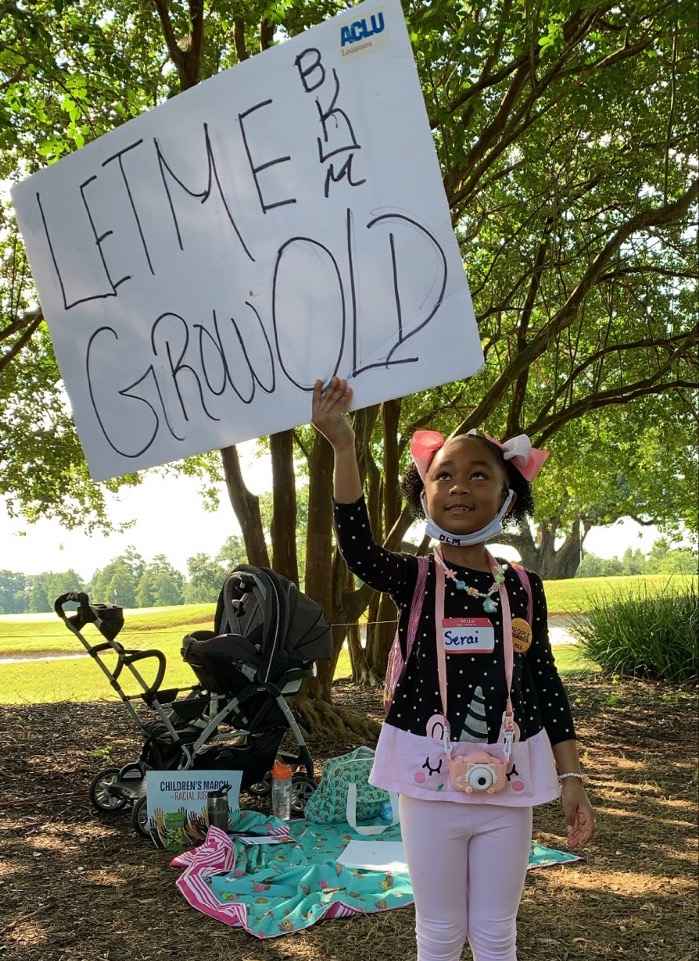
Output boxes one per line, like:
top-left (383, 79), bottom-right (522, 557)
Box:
top-left (54, 592), bottom-right (90, 619)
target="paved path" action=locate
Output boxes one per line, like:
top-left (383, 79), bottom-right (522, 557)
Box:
top-left (0, 617), bottom-right (579, 664)
top-left (0, 652), bottom-right (89, 665)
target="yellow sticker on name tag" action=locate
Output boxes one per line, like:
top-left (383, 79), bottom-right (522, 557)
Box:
top-left (442, 618), bottom-right (495, 654)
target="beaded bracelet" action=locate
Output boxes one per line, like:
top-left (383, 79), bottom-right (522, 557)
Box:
top-left (558, 772), bottom-right (586, 783)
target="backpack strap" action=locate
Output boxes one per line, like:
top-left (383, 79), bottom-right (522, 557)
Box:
top-left (509, 562), bottom-right (533, 625)
top-left (383, 554), bottom-right (430, 713)
top-left (405, 553), bottom-right (430, 661)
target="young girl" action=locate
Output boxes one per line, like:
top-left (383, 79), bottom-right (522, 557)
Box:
top-left (312, 376), bottom-right (595, 961)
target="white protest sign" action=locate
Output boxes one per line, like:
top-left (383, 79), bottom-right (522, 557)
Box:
top-left (12, 0), bottom-right (482, 482)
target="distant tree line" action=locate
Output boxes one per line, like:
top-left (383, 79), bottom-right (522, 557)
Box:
top-left (576, 539), bottom-right (696, 578)
top-left (0, 535), bottom-right (246, 613)
top-left (0, 536), bottom-right (694, 614)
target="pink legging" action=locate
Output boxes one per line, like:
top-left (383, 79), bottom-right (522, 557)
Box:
top-left (399, 795), bottom-right (533, 961)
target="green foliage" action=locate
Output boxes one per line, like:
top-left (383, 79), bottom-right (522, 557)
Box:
top-left (572, 581), bottom-right (698, 683)
top-left (578, 540), bottom-right (697, 578)
top-left (577, 554), bottom-right (624, 578)
top-left (0, 0), bottom-right (696, 591)
top-left (216, 535), bottom-right (248, 572)
top-left (135, 554), bottom-right (184, 607)
top-left (0, 570), bottom-right (27, 614)
top-left (183, 552), bottom-right (227, 604)
top-left (25, 569), bottom-right (86, 611)
top-left (89, 547), bottom-right (145, 607)
top-left (0, 538), bottom-right (250, 613)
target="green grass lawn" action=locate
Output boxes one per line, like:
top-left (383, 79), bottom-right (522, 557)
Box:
top-left (0, 635), bottom-right (596, 705)
top-left (3, 571), bottom-right (689, 705)
top-left (542, 572), bottom-right (696, 615)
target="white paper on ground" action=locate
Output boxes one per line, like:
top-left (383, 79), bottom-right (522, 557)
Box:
top-left (336, 840), bottom-right (408, 873)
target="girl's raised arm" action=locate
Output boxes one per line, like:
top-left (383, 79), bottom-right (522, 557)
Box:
top-left (312, 376), bottom-right (416, 604)
top-left (311, 377), bottom-right (361, 504)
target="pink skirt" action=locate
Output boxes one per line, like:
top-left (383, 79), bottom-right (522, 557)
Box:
top-left (369, 722), bottom-right (561, 807)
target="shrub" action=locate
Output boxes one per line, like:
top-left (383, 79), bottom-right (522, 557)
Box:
top-left (571, 580), bottom-right (698, 684)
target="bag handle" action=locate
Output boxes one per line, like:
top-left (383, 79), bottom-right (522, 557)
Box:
top-left (345, 784), bottom-right (399, 836)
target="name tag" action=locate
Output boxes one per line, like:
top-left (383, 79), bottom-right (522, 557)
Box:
top-left (442, 618), bottom-right (495, 654)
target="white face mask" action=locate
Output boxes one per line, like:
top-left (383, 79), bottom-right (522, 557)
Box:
top-left (420, 490), bottom-right (515, 547)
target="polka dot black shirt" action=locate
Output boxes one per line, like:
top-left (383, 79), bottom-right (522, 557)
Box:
top-left (334, 495), bottom-right (576, 746)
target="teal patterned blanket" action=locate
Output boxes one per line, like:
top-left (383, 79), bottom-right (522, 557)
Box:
top-left (171, 811), bottom-right (581, 940)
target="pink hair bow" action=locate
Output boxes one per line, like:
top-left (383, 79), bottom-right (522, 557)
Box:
top-left (472, 431), bottom-right (549, 482)
top-left (410, 429), bottom-right (549, 482)
top-left (410, 430), bottom-right (446, 481)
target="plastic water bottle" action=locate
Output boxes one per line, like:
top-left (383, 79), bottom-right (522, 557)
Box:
top-left (271, 760), bottom-right (293, 820)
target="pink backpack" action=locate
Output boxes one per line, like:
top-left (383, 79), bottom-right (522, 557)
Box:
top-left (383, 555), bottom-right (533, 713)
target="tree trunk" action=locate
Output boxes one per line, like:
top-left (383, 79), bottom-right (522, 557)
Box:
top-left (497, 516), bottom-right (585, 578)
top-left (220, 445), bottom-right (269, 567)
top-left (368, 399), bottom-right (403, 674)
top-left (292, 431), bottom-right (381, 741)
top-left (539, 517), bottom-right (584, 579)
top-left (382, 399), bottom-right (401, 533)
top-left (270, 430), bottom-right (298, 584)
top-left (367, 592), bottom-right (398, 678)
top-left (343, 566), bottom-right (378, 687)
top-left (364, 505), bottom-right (417, 672)
top-left (303, 432), bottom-right (335, 685)
top-left (363, 441), bottom-right (383, 655)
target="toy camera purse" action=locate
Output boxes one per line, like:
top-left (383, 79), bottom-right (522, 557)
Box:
top-left (433, 548), bottom-right (517, 795)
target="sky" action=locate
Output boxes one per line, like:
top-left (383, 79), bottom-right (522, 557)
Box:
top-left (0, 440), bottom-right (666, 580)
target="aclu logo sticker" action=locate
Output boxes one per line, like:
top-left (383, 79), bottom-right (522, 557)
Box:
top-left (340, 11), bottom-right (385, 56)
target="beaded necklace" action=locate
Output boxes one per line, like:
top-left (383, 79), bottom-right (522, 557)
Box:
top-left (442, 560), bottom-right (508, 613)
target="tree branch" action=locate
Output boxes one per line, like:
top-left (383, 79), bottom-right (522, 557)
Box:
top-left (453, 179), bottom-right (699, 433)
top-left (187, 0), bottom-right (204, 85)
top-left (530, 378), bottom-right (697, 445)
top-left (152, 0), bottom-right (185, 72)
top-left (0, 312), bottom-right (42, 374)
top-left (260, 18), bottom-right (274, 51)
top-left (505, 217), bottom-right (553, 435)
top-left (536, 327), bottom-right (699, 421)
top-left (0, 306), bottom-right (41, 344)
top-left (234, 18), bottom-right (248, 61)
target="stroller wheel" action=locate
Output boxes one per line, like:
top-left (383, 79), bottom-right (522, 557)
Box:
top-left (131, 796), bottom-right (151, 838)
top-left (89, 768), bottom-right (128, 813)
top-left (290, 774), bottom-right (316, 815)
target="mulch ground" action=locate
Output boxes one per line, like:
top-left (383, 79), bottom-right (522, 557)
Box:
top-left (1, 674), bottom-right (696, 961)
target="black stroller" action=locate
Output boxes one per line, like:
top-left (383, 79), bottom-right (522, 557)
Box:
top-left (54, 565), bottom-right (332, 836)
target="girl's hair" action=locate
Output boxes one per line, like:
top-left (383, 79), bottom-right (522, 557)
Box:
top-left (401, 433), bottom-right (534, 525)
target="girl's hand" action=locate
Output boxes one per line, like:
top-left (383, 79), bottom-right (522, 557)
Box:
top-left (311, 377), bottom-right (355, 451)
top-left (561, 780), bottom-right (595, 849)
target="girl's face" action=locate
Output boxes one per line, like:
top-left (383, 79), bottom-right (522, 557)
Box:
top-left (424, 436), bottom-right (511, 534)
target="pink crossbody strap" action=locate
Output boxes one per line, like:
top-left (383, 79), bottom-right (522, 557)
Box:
top-left (434, 547), bottom-right (515, 758)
